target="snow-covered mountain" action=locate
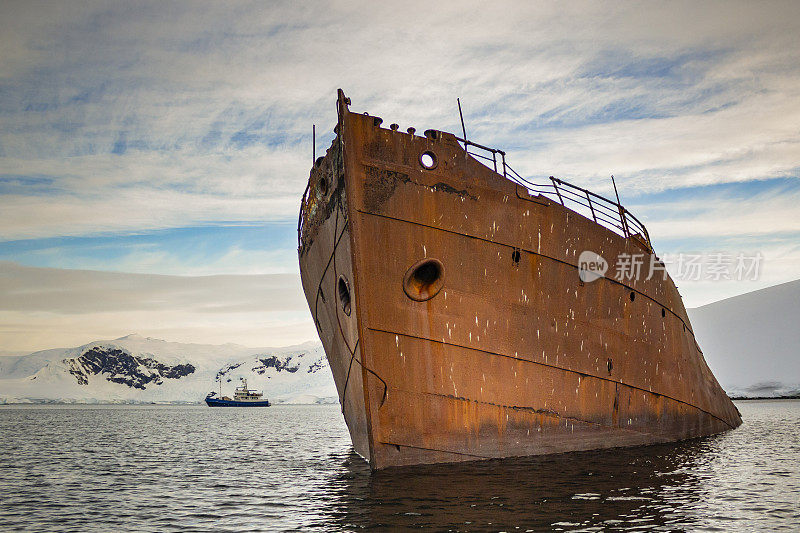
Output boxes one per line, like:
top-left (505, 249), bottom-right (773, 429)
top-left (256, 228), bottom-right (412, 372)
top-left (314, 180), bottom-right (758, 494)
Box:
top-left (689, 279), bottom-right (800, 398)
top-left (0, 334), bottom-right (336, 404)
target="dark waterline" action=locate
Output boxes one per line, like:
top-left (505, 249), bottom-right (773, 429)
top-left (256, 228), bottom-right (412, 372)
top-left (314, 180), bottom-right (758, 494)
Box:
top-left (1, 401), bottom-right (798, 532)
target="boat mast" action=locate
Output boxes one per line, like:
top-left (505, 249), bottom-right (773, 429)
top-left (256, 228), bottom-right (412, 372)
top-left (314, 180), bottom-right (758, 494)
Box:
top-left (457, 98), bottom-right (467, 140)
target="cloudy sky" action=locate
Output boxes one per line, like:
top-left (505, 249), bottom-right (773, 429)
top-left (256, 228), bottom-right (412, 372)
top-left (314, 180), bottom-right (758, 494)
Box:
top-left (1, 1), bottom-right (799, 353)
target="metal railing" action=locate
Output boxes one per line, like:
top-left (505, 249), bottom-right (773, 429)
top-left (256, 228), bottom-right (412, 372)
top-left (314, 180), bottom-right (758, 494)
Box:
top-left (455, 135), bottom-right (652, 250)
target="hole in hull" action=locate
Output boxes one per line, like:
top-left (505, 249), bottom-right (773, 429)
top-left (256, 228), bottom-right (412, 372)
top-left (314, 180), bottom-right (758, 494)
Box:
top-left (338, 276), bottom-right (351, 316)
top-left (420, 151), bottom-right (438, 170)
top-left (403, 258), bottom-right (445, 301)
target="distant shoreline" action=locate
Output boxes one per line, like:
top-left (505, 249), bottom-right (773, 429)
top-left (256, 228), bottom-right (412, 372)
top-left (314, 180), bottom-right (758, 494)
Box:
top-left (1, 397), bottom-right (798, 405)
top-left (730, 395), bottom-right (800, 401)
top-left (0, 401), bottom-right (203, 406)
top-left (0, 400), bottom-right (338, 406)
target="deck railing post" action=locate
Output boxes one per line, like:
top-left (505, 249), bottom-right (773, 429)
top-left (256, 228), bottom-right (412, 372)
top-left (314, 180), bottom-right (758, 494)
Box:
top-left (619, 207), bottom-right (630, 238)
top-left (586, 191), bottom-right (597, 223)
top-left (550, 176), bottom-right (564, 206)
top-left (642, 225), bottom-right (653, 252)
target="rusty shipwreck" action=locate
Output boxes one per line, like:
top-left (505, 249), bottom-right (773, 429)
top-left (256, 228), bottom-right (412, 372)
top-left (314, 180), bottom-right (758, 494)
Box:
top-left (298, 90), bottom-right (741, 470)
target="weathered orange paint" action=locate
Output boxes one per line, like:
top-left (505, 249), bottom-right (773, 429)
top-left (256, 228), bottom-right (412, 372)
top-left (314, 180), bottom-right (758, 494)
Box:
top-left (298, 90), bottom-right (741, 470)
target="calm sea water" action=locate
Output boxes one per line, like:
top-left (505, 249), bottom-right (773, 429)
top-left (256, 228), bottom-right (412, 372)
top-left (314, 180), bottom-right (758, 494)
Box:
top-left (0, 401), bottom-right (798, 532)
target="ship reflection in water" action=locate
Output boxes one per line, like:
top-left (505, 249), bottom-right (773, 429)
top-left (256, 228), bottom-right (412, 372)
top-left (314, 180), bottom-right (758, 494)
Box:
top-left (318, 401), bottom-right (798, 531)
top-left (324, 441), bottom-right (732, 531)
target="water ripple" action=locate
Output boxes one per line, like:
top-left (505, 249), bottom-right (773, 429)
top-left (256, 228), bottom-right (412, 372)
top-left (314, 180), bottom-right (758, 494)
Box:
top-left (0, 401), bottom-right (798, 531)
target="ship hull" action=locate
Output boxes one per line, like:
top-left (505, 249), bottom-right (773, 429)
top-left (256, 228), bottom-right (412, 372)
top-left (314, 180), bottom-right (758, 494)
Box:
top-left (299, 92), bottom-right (741, 470)
top-left (205, 398), bottom-right (271, 407)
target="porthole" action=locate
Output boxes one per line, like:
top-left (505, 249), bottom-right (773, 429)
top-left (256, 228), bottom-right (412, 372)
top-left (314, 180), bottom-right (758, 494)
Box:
top-left (629, 291), bottom-right (636, 302)
top-left (319, 176), bottom-right (328, 196)
top-left (607, 358), bottom-right (613, 375)
top-left (337, 276), bottom-right (351, 316)
top-left (420, 151), bottom-right (438, 170)
top-left (403, 258), bottom-right (445, 301)
top-left (661, 308), bottom-right (666, 318)
top-left (512, 248), bottom-right (521, 264)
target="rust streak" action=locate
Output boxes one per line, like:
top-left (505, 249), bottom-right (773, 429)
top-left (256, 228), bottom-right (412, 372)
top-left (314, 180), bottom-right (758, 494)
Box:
top-left (370, 327), bottom-right (735, 429)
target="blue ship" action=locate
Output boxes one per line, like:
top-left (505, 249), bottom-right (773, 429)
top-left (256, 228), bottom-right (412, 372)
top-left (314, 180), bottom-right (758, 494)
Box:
top-left (205, 378), bottom-right (270, 407)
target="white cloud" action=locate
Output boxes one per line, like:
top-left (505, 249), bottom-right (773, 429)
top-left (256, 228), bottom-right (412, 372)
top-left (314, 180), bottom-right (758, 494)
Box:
top-left (2, 1), bottom-right (800, 240)
top-left (91, 245), bottom-right (299, 276)
top-left (0, 261), bottom-right (316, 352)
top-left (0, 187), bottom-right (298, 241)
top-left (634, 185), bottom-right (800, 240)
